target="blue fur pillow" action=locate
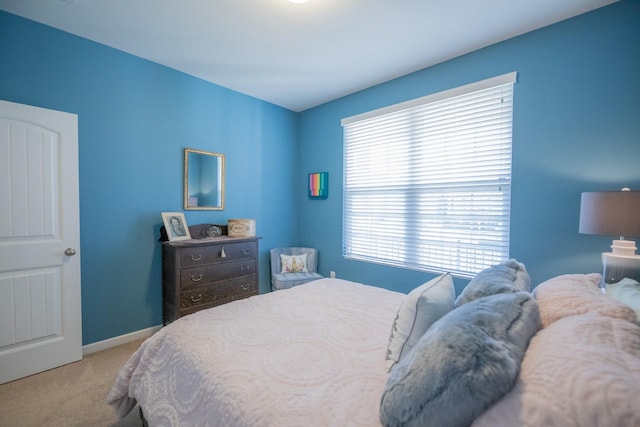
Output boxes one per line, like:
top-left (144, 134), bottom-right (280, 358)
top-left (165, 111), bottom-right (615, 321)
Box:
top-left (454, 259), bottom-right (530, 307)
top-left (380, 291), bottom-right (541, 427)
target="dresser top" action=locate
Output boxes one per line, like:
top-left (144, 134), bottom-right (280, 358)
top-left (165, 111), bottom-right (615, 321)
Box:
top-left (162, 235), bottom-right (261, 247)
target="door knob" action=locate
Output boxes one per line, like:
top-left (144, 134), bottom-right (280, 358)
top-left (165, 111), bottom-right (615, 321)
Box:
top-left (65, 248), bottom-right (77, 256)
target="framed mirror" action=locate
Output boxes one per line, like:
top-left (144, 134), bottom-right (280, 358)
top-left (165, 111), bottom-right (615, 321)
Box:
top-left (184, 148), bottom-right (225, 210)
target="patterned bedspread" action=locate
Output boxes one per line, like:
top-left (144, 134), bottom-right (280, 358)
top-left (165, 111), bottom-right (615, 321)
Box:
top-left (108, 278), bottom-right (404, 426)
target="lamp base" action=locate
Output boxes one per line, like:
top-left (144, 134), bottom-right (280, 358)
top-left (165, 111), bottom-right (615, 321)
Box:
top-left (610, 239), bottom-right (638, 257)
top-left (601, 252), bottom-right (640, 293)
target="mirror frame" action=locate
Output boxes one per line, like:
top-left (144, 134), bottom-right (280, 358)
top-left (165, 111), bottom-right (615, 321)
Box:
top-left (183, 148), bottom-right (225, 210)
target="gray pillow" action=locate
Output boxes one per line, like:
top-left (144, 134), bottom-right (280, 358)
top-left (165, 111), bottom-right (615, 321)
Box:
top-left (455, 259), bottom-right (530, 307)
top-left (380, 291), bottom-right (541, 427)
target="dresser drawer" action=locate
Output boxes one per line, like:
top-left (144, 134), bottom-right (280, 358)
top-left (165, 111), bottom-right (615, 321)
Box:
top-left (180, 275), bottom-right (258, 311)
top-left (180, 259), bottom-right (256, 287)
top-left (180, 241), bottom-right (257, 268)
top-left (162, 234), bottom-right (260, 323)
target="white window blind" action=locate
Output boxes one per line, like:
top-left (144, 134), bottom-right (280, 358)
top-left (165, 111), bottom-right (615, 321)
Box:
top-left (341, 72), bottom-right (516, 278)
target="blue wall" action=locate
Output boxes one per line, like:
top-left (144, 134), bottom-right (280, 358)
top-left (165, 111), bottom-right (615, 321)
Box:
top-left (0, 11), bottom-right (299, 344)
top-left (297, 0), bottom-right (640, 295)
top-left (2, 1), bottom-right (639, 344)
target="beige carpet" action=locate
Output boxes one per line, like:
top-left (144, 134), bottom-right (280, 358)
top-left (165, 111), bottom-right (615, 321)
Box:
top-left (0, 339), bottom-right (145, 427)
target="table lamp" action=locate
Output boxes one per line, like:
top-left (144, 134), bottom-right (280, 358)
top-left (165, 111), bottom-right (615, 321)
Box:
top-left (579, 188), bottom-right (640, 292)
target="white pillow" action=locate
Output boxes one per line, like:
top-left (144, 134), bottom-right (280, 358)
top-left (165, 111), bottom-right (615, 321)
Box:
top-left (280, 253), bottom-right (308, 273)
top-left (385, 273), bottom-right (455, 372)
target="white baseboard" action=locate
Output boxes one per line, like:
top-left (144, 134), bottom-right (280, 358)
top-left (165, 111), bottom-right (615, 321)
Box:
top-left (82, 325), bottom-right (162, 355)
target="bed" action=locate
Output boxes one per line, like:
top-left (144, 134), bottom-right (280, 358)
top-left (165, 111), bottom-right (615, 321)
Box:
top-left (108, 261), bottom-right (640, 427)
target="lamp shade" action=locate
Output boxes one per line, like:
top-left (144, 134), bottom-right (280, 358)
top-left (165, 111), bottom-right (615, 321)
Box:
top-left (579, 190), bottom-right (640, 237)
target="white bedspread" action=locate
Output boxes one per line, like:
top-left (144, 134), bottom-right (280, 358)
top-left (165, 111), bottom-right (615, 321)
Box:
top-left (108, 278), bottom-right (404, 426)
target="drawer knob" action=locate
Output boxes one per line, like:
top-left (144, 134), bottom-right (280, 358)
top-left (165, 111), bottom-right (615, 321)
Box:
top-left (220, 247), bottom-right (226, 258)
top-left (190, 293), bottom-right (203, 303)
top-left (191, 254), bottom-right (202, 261)
top-left (241, 283), bottom-right (250, 291)
top-left (190, 273), bottom-right (203, 282)
top-left (241, 249), bottom-right (250, 255)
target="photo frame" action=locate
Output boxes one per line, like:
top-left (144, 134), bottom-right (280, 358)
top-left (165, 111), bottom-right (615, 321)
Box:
top-left (161, 212), bottom-right (192, 241)
top-left (308, 172), bottom-right (328, 199)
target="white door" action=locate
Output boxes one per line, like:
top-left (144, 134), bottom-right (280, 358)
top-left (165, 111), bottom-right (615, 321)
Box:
top-left (0, 100), bottom-right (81, 384)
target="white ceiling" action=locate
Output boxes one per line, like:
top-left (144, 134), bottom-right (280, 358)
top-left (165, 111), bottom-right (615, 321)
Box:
top-left (0, 0), bottom-right (618, 112)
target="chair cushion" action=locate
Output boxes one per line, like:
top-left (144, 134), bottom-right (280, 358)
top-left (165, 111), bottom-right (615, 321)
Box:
top-left (272, 272), bottom-right (324, 290)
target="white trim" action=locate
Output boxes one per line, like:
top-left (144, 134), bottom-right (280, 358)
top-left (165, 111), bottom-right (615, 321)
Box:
top-left (341, 71), bottom-right (517, 125)
top-left (82, 325), bottom-right (162, 355)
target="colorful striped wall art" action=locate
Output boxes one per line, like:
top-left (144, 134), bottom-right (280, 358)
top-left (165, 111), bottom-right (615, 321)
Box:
top-left (308, 172), bottom-right (328, 199)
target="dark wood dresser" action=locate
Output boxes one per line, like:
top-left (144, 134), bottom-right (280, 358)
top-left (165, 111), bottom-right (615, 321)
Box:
top-left (162, 236), bottom-right (260, 323)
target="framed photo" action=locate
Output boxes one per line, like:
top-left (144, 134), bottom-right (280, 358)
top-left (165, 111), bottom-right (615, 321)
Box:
top-left (308, 172), bottom-right (328, 199)
top-left (161, 212), bottom-right (191, 241)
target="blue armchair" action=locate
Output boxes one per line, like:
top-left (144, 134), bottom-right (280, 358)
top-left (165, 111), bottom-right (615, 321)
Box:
top-left (270, 247), bottom-right (324, 291)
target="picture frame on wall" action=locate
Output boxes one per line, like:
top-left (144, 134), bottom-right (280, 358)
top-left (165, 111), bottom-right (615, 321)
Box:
top-left (308, 172), bottom-right (328, 199)
top-left (161, 212), bottom-right (191, 241)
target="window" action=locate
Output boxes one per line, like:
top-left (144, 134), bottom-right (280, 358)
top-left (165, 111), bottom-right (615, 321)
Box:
top-left (341, 72), bottom-right (516, 278)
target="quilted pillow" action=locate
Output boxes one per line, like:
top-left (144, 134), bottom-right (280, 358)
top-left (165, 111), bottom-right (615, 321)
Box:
top-left (472, 313), bottom-right (640, 427)
top-left (280, 253), bottom-right (308, 273)
top-left (533, 273), bottom-right (636, 327)
top-left (380, 291), bottom-right (541, 427)
top-left (384, 273), bottom-right (455, 372)
top-left (455, 259), bottom-right (530, 307)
